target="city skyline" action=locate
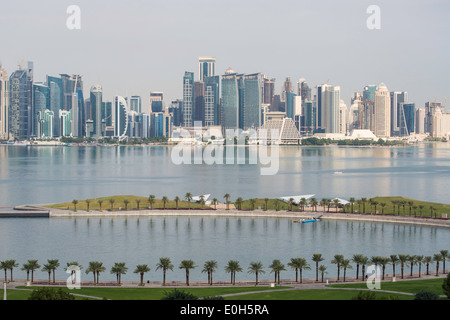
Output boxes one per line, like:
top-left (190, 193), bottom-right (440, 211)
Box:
top-left (0, 0), bottom-right (448, 110)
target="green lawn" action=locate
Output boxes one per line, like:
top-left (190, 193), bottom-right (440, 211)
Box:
top-left (10, 286), bottom-right (288, 300)
top-left (44, 195), bottom-right (212, 211)
top-left (224, 289), bottom-right (412, 300)
top-left (329, 278), bottom-right (446, 296)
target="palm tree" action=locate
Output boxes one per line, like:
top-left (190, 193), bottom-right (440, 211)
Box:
top-left (300, 198), bottom-right (307, 211)
top-left (360, 198), bottom-right (367, 213)
top-left (372, 200), bottom-right (379, 214)
top-left (319, 265), bottom-right (328, 283)
top-left (391, 200), bottom-right (397, 215)
top-left (412, 205), bottom-right (418, 217)
top-left (98, 199), bottom-right (103, 211)
top-left (380, 202), bottom-right (386, 214)
top-left (148, 195), bottom-right (155, 209)
top-left (110, 262), bottom-right (128, 284)
top-left (185, 193), bottom-right (193, 210)
top-left (440, 250), bottom-right (449, 274)
top-left (72, 199), bottom-right (78, 212)
top-left (223, 193), bottom-right (230, 210)
top-left (398, 254), bottom-right (410, 279)
top-left (408, 255), bottom-right (417, 277)
top-left (21, 262), bottom-right (33, 282)
top-left (309, 197), bottom-right (318, 212)
top-left (47, 259), bottom-right (60, 283)
top-left (320, 199), bottom-right (327, 212)
top-left (85, 199), bottom-right (91, 212)
top-left (24, 260), bottom-right (40, 283)
top-left (5, 260), bottom-right (18, 282)
top-left (212, 198), bottom-right (218, 210)
top-left (179, 260), bottom-right (196, 286)
top-left (288, 258), bottom-right (310, 283)
top-left (341, 259), bottom-right (353, 282)
top-left (248, 262), bottom-right (265, 285)
top-left (349, 197), bottom-right (355, 213)
top-left (156, 257), bottom-right (174, 286)
top-left (312, 253), bottom-right (324, 282)
top-left (64, 262), bottom-right (83, 285)
top-left (135, 199), bottom-right (141, 210)
top-left (360, 255), bottom-right (369, 280)
top-left (85, 261), bottom-right (106, 284)
top-left (199, 195), bottom-right (205, 209)
top-left (269, 259), bottom-right (286, 285)
top-left (352, 254), bottom-right (365, 280)
top-left (332, 199), bottom-right (340, 213)
top-left (235, 197), bottom-right (243, 210)
top-left (250, 198), bottom-right (257, 210)
top-left (400, 200), bottom-right (406, 215)
top-left (123, 199), bottom-right (130, 210)
top-left (356, 199), bottom-right (362, 213)
top-left (331, 254), bottom-right (344, 281)
top-left (174, 196), bottom-right (180, 209)
top-left (202, 260), bottom-right (218, 285)
top-left (378, 257), bottom-right (390, 280)
top-left (42, 263), bottom-right (52, 284)
top-left (424, 256), bottom-right (433, 275)
top-left (134, 264), bottom-right (150, 286)
top-left (263, 198), bottom-right (269, 211)
top-left (418, 205), bottom-right (424, 216)
top-left (407, 201), bottom-right (414, 216)
top-left (162, 196), bottom-right (169, 209)
top-left (389, 254), bottom-right (399, 278)
top-left (109, 198), bottom-right (115, 211)
top-left (433, 254), bottom-right (442, 276)
top-left (416, 255), bottom-right (424, 278)
top-left (225, 260), bottom-right (242, 285)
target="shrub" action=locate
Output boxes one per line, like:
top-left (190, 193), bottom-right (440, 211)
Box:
top-left (161, 289), bottom-right (198, 300)
top-left (28, 287), bottom-right (75, 300)
top-left (414, 290), bottom-right (439, 300)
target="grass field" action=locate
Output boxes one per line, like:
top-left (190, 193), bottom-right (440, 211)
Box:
top-left (44, 195), bottom-right (212, 211)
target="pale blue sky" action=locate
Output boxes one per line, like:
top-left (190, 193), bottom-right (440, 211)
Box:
top-left (1, 0), bottom-right (449, 111)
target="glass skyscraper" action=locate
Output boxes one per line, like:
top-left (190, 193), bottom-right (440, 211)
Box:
top-left (221, 72), bottom-right (240, 132)
top-left (400, 103), bottom-right (415, 136)
top-left (198, 56), bottom-right (216, 82)
top-left (204, 75), bottom-right (220, 126)
top-left (242, 73), bottom-right (262, 131)
top-left (9, 62), bottom-right (33, 139)
top-left (182, 72), bottom-right (194, 127)
top-left (33, 83), bottom-right (50, 137)
top-left (90, 84), bottom-right (102, 137)
top-left (0, 65), bottom-right (9, 140)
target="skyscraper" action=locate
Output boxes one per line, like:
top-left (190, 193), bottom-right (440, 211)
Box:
top-left (33, 83), bottom-right (50, 137)
top-left (317, 84), bottom-right (341, 133)
top-left (0, 64), bottom-right (9, 140)
top-left (374, 83), bottom-right (391, 138)
top-left (182, 72), bottom-right (194, 127)
top-left (281, 77), bottom-right (294, 102)
top-left (193, 81), bottom-right (204, 123)
top-left (198, 56), bottom-right (216, 82)
top-left (242, 73), bottom-right (262, 130)
top-left (9, 62), bottom-right (33, 139)
top-left (221, 72), bottom-right (240, 132)
top-left (114, 96), bottom-right (129, 140)
top-left (390, 91), bottom-right (408, 136)
top-left (129, 96), bottom-right (142, 113)
top-left (204, 75), bottom-right (220, 126)
top-left (150, 92), bottom-right (164, 113)
top-left (263, 76), bottom-right (275, 107)
top-left (399, 103), bottom-right (415, 136)
top-left (90, 84), bottom-right (103, 137)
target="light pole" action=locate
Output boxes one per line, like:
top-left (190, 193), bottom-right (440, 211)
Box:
top-left (3, 282), bottom-right (6, 300)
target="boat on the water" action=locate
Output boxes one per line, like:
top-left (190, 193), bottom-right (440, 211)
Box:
top-left (292, 218), bottom-right (318, 224)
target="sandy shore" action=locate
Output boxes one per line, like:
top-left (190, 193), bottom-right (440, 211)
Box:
top-left (41, 207), bottom-right (450, 228)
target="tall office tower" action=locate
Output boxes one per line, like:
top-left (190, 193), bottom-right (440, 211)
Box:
top-left (348, 100), bottom-right (361, 131)
top-left (198, 56), bottom-right (216, 82)
top-left (373, 83), bottom-right (391, 138)
top-left (37, 109), bottom-right (54, 138)
top-left (317, 84), bottom-right (341, 133)
top-left (271, 94), bottom-right (281, 112)
top-left (47, 75), bottom-right (63, 136)
top-left (0, 64), bottom-right (9, 140)
top-left (72, 74), bottom-right (85, 137)
top-left (242, 73), bottom-right (262, 130)
top-left (390, 91), bottom-right (408, 136)
top-left (33, 83), bottom-right (50, 137)
top-left (150, 92), bottom-right (164, 113)
top-left (193, 81), bottom-right (204, 123)
top-left (102, 101), bottom-right (113, 126)
top-left (9, 62), bottom-right (33, 139)
top-left (114, 96), bottom-right (129, 139)
top-left (182, 72), bottom-right (194, 127)
top-left (204, 75), bottom-right (220, 126)
top-left (129, 96), bottom-right (142, 113)
top-left (263, 76), bottom-right (275, 106)
top-left (425, 101), bottom-right (442, 134)
top-left (59, 109), bottom-right (72, 137)
top-left (363, 85), bottom-right (377, 102)
top-left (339, 100), bottom-right (348, 134)
top-left (221, 72), bottom-right (240, 131)
top-left (281, 77), bottom-right (294, 102)
top-left (399, 103), bottom-right (415, 136)
top-left (415, 108), bottom-right (425, 134)
top-left (90, 84), bottom-right (103, 137)
top-left (299, 80), bottom-right (311, 112)
top-left (169, 99), bottom-right (183, 127)
top-left (286, 92), bottom-right (297, 119)
top-left (301, 100), bottom-right (317, 135)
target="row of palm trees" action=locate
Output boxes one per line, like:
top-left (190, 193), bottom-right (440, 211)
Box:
top-left (2, 250), bottom-right (448, 286)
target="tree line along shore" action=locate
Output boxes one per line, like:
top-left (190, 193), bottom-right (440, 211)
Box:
top-left (1, 251), bottom-right (449, 287)
top-left (43, 194), bottom-right (450, 219)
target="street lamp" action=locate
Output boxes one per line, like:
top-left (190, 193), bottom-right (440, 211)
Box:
top-left (3, 282), bottom-right (6, 300)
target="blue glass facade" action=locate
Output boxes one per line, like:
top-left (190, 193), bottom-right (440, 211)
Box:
top-left (221, 73), bottom-right (239, 131)
top-left (33, 84), bottom-right (50, 137)
top-left (286, 92), bottom-right (297, 120)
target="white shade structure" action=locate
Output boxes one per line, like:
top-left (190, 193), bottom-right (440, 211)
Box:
top-left (192, 194), bottom-right (211, 202)
top-left (280, 194), bottom-right (315, 204)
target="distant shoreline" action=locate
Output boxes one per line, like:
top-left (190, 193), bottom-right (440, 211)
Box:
top-left (42, 207), bottom-right (450, 228)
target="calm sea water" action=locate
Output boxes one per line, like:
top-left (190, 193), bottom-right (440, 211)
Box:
top-left (0, 143), bottom-right (449, 282)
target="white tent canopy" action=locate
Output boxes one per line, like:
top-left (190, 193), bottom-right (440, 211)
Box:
top-left (333, 198), bottom-right (349, 205)
top-left (280, 194), bottom-right (315, 204)
top-left (192, 194), bottom-right (211, 202)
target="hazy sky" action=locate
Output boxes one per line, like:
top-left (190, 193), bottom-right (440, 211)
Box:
top-left (1, 0), bottom-right (448, 112)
